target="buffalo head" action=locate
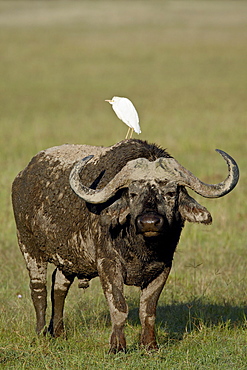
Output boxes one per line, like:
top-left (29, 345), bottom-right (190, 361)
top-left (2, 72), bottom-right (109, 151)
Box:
top-left (69, 150), bottom-right (239, 237)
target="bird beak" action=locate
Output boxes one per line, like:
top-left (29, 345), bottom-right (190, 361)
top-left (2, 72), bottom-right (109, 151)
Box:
top-left (105, 99), bottom-right (113, 103)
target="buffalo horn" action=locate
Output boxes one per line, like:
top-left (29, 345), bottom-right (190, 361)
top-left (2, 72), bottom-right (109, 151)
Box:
top-left (159, 149), bottom-right (239, 198)
top-left (69, 155), bottom-right (134, 204)
top-left (69, 150), bottom-right (239, 203)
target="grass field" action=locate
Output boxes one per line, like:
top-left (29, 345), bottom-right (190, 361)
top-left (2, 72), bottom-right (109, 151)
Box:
top-left (0, 1), bottom-right (246, 368)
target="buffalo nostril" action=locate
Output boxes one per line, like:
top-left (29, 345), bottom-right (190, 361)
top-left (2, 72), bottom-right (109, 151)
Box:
top-left (154, 215), bottom-right (164, 227)
top-left (136, 212), bottom-right (164, 233)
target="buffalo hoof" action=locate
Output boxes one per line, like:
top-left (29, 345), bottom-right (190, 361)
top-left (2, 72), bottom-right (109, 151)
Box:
top-left (48, 319), bottom-right (66, 338)
top-left (109, 329), bottom-right (127, 354)
top-left (140, 342), bottom-right (159, 352)
top-left (108, 346), bottom-right (127, 354)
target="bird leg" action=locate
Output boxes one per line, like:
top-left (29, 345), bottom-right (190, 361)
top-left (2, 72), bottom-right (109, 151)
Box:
top-left (129, 128), bottom-right (134, 139)
top-left (125, 127), bottom-right (131, 139)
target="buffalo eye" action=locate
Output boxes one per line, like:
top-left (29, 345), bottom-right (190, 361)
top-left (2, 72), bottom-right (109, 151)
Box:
top-left (165, 191), bottom-right (176, 198)
top-left (129, 192), bottom-right (138, 199)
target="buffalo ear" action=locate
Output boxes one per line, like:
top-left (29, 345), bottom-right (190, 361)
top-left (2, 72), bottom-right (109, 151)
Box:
top-left (101, 198), bottom-right (130, 228)
top-left (179, 189), bottom-right (212, 224)
top-left (118, 207), bottom-right (130, 225)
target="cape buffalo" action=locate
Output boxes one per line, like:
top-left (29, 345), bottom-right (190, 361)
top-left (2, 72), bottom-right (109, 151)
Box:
top-left (12, 139), bottom-right (239, 352)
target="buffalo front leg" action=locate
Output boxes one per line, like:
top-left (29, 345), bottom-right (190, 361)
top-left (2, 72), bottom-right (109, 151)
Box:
top-left (139, 267), bottom-right (171, 350)
top-left (98, 258), bottom-right (128, 353)
top-left (48, 268), bottom-right (74, 337)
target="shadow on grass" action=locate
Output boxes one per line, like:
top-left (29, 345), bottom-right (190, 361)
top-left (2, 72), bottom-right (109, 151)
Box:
top-left (65, 297), bottom-right (247, 354)
top-left (71, 295), bottom-right (246, 340)
top-left (127, 298), bottom-right (247, 339)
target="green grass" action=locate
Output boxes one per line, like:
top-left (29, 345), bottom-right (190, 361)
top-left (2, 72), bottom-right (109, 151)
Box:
top-left (0, 1), bottom-right (246, 368)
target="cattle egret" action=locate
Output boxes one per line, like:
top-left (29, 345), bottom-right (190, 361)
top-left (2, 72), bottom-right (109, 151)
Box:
top-left (105, 96), bottom-right (141, 139)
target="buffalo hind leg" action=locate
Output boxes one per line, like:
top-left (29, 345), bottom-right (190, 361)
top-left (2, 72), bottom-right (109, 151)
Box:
top-left (139, 267), bottom-right (171, 350)
top-left (98, 258), bottom-right (128, 353)
top-left (48, 268), bottom-right (74, 337)
top-left (20, 248), bottom-right (48, 334)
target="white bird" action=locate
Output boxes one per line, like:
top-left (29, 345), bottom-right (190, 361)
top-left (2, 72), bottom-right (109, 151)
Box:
top-left (105, 96), bottom-right (141, 139)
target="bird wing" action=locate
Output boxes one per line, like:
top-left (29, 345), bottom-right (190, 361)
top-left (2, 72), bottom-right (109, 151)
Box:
top-left (112, 98), bottom-right (141, 134)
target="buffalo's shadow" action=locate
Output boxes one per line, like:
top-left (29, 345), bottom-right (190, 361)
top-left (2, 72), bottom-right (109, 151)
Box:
top-left (71, 294), bottom-right (246, 345)
top-left (127, 297), bottom-right (246, 340)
